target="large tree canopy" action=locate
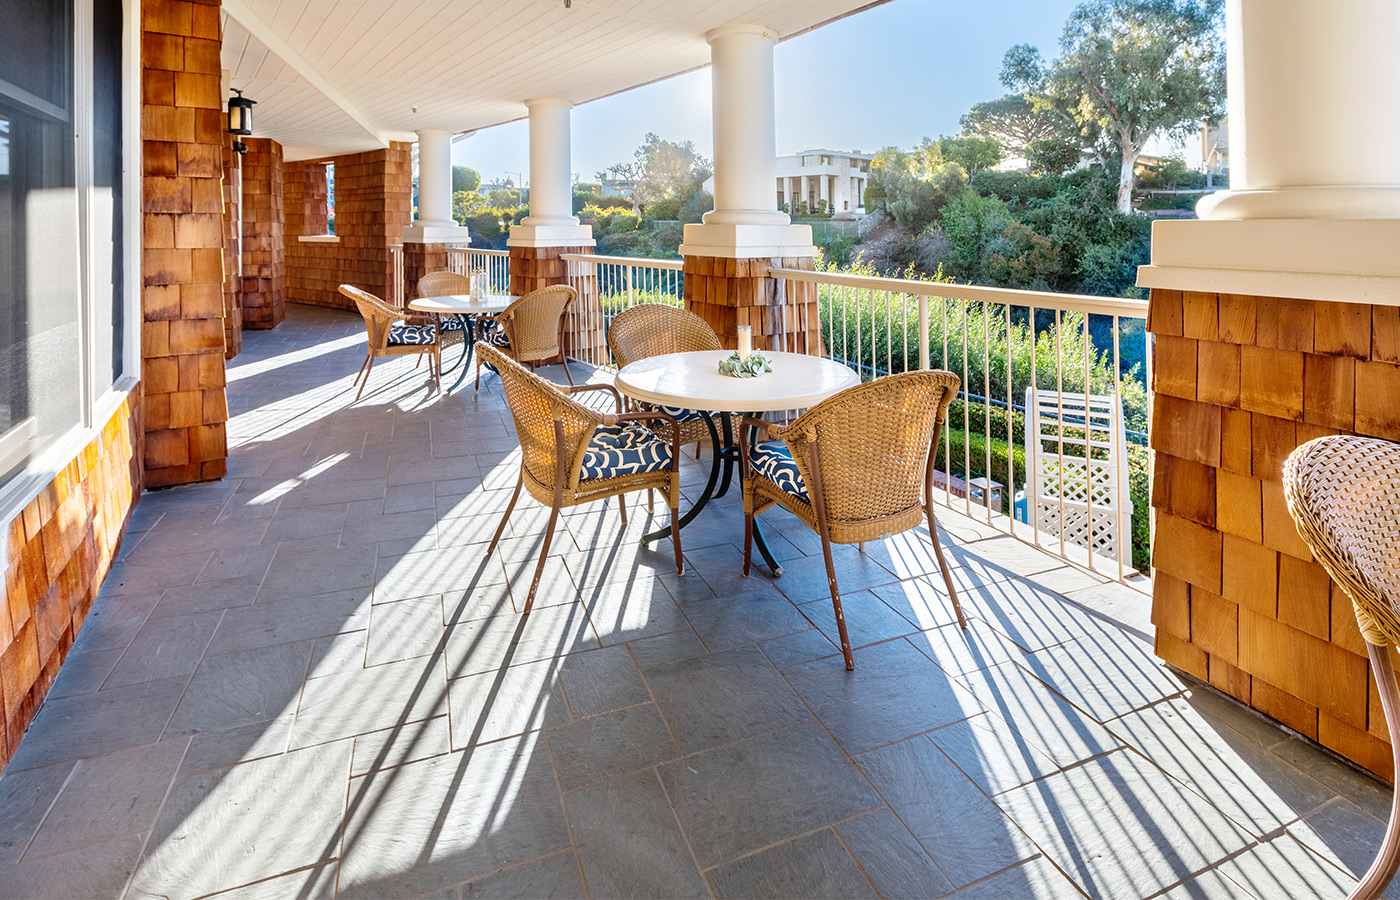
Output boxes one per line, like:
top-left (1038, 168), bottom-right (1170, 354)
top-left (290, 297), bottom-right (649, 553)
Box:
top-left (1005, 0), bottom-right (1225, 213)
top-left (602, 133), bottom-right (711, 215)
top-left (960, 94), bottom-right (1067, 158)
top-left (451, 165), bottom-right (481, 194)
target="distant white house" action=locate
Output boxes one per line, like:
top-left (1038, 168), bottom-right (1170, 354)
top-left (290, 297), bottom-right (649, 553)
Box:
top-left (703, 149), bottom-right (873, 217)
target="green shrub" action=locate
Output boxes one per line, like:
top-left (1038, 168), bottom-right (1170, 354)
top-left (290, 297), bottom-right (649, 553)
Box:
top-left (933, 427), bottom-right (1026, 490)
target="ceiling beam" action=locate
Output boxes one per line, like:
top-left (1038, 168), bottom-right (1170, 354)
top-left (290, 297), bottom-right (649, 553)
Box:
top-left (222, 0), bottom-right (409, 149)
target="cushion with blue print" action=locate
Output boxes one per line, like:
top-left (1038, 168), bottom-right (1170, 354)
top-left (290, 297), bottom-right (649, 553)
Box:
top-left (749, 440), bottom-right (809, 501)
top-left (438, 316), bottom-right (467, 332)
top-left (483, 327), bottom-right (511, 349)
top-left (580, 422), bottom-right (674, 481)
top-left (388, 321), bottom-right (436, 345)
top-left (657, 405), bottom-right (705, 423)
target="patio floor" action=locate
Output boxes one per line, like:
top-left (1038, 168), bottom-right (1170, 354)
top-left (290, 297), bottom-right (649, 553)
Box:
top-left (0, 304), bottom-right (1393, 900)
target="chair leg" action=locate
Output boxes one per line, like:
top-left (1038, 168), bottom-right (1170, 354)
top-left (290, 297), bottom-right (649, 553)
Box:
top-left (432, 348), bottom-right (441, 393)
top-left (355, 355), bottom-right (375, 401)
top-left (670, 492), bottom-right (683, 576)
top-left (561, 355), bottom-right (575, 386)
top-left (617, 494), bottom-right (628, 527)
top-left (487, 474), bottom-right (524, 559)
top-left (353, 352), bottom-right (370, 388)
top-left (1351, 643), bottom-right (1400, 900)
top-left (523, 503), bottom-right (561, 615)
top-left (926, 503), bottom-right (968, 629)
top-left (817, 526), bottom-right (854, 670)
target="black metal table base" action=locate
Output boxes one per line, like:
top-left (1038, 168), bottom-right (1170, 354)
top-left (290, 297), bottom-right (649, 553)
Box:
top-left (642, 411), bottom-right (783, 576)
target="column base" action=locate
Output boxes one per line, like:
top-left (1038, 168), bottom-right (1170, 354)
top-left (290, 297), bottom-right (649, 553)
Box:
top-left (1197, 186), bottom-right (1400, 221)
top-left (507, 222), bottom-right (596, 248)
top-left (401, 223), bottom-right (472, 243)
top-left (680, 222), bottom-right (816, 259)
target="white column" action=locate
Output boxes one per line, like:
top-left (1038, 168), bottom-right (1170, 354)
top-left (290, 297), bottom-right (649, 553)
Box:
top-left (681, 24), bottom-right (813, 258)
top-left (1198, 0), bottom-right (1400, 219)
top-left (509, 98), bottom-right (594, 247)
top-left (818, 174), bottom-right (829, 212)
top-left (402, 130), bottom-right (471, 243)
top-left (834, 171), bottom-right (847, 213)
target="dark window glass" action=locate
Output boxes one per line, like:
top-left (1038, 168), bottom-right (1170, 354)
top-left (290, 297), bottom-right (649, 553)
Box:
top-left (93, 0), bottom-right (123, 381)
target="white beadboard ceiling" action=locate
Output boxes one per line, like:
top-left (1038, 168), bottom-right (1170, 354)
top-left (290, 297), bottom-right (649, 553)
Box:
top-left (220, 0), bottom-right (888, 161)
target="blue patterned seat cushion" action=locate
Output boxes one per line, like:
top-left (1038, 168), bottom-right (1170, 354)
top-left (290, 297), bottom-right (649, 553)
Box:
top-left (580, 423), bottom-right (673, 481)
top-left (438, 315), bottom-right (467, 332)
top-left (483, 327), bottom-right (511, 349)
top-left (388, 321), bottom-right (436, 346)
top-left (750, 440), bottom-right (808, 501)
top-left (657, 405), bottom-right (705, 423)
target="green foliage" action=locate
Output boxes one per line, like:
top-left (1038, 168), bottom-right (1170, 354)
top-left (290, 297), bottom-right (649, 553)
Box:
top-left (578, 205), bottom-right (641, 235)
top-left (933, 427), bottom-right (1026, 493)
top-left (452, 190), bottom-right (486, 223)
top-left (678, 189), bottom-right (714, 224)
top-left (937, 136), bottom-right (1002, 178)
top-left (1138, 157), bottom-right (1208, 190)
top-left (960, 94), bottom-right (1071, 158)
top-left (971, 170), bottom-right (1060, 202)
top-left (458, 206), bottom-right (526, 248)
top-left (451, 165), bottom-right (480, 194)
top-left (604, 133), bottom-right (711, 215)
top-left (1026, 136), bottom-right (1084, 175)
top-left (573, 184), bottom-right (632, 214)
top-left (867, 143), bottom-right (970, 232)
top-left (644, 196), bottom-right (682, 221)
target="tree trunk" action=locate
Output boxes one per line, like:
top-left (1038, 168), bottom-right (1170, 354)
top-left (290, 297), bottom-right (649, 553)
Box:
top-left (1117, 149), bottom-right (1139, 215)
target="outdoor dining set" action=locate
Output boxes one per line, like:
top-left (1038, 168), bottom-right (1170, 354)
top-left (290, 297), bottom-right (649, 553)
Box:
top-left (338, 275), bottom-right (967, 669)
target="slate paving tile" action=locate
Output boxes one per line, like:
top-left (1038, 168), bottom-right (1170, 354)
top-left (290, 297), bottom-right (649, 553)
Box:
top-left (858, 735), bottom-right (1039, 889)
top-left (643, 646), bottom-right (810, 753)
top-left (1015, 626), bottom-right (1185, 723)
top-left (626, 630), bottom-right (708, 669)
top-left (260, 503), bottom-right (348, 545)
top-left (258, 546), bottom-right (377, 601)
top-left (1211, 833), bottom-right (1363, 900)
top-left (1108, 696), bottom-right (1337, 837)
top-left (6, 676), bottom-right (188, 771)
top-left (708, 828), bottom-right (877, 899)
top-left (70, 592), bottom-right (161, 652)
top-left (351, 715), bottom-right (453, 777)
top-left (1290, 797), bottom-right (1394, 888)
top-left (835, 808), bottom-right (955, 899)
top-left (104, 610), bottom-right (224, 688)
top-left (758, 627), bottom-right (841, 667)
top-left (785, 638), bottom-right (981, 754)
top-left (0, 762), bottom-right (75, 865)
top-left (459, 850), bottom-right (586, 899)
top-left (911, 617), bottom-right (1027, 676)
top-left (447, 658), bottom-right (569, 749)
top-left (567, 770), bottom-right (712, 899)
top-left (166, 641), bottom-right (312, 737)
top-left (871, 577), bottom-right (974, 630)
top-left (948, 536), bottom-right (1066, 579)
top-left (378, 547), bottom-right (509, 606)
top-left (366, 595), bottom-right (446, 666)
top-left (338, 741), bottom-right (570, 898)
top-left (929, 713), bottom-right (1069, 796)
top-left (955, 660), bottom-right (1122, 765)
top-left (680, 590), bottom-right (814, 651)
top-left (196, 545), bottom-right (280, 584)
top-left (178, 717), bottom-right (294, 777)
top-left (129, 741), bottom-right (351, 900)
top-left (25, 738), bottom-right (188, 859)
top-left (148, 576), bottom-right (262, 620)
top-left (769, 545), bottom-right (903, 602)
top-left (342, 508), bottom-right (439, 548)
top-left (1271, 736), bottom-right (1395, 822)
top-left (940, 855), bottom-right (1085, 899)
top-left (579, 577), bottom-right (692, 645)
top-left (206, 589), bottom-right (370, 656)
top-left (294, 655), bottom-right (448, 748)
top-left (557, 644), bottom-right (651, 719)
top-left (658, 722), bottom-right (881, 866)
top-left (964, 578), bottom-right (1107, 652)
top-left (310, 628), bottom-right (370, 676)
top-left (796, 589), bottom-right (922, 649)
top-left (548, 704), bottom-right (678, 791)
top-left (0, 833), bottom-right (146, 900)
top-left (44, 647), bottom-right (124, 700)
top-left (996, 749), bottom-right (1255, 900)
top-left (199, 863), bottom-right (339, 900)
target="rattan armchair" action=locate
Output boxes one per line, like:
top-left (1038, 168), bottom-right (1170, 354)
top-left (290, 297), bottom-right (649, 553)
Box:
top-left (479, 342), bottom-right (683, 613)
top-left (339, 284), bottom-right (439, 400)
top-left (740, 370), bottom-right (967, 669)
top-left (1285, 435), bottom-right (1400, 900)
top-left (415, 271), bottom-right (475, 353)
top-left (608, 303), bottom-right (727, 451)
top-left (476, 284), bottom-right (577, 391)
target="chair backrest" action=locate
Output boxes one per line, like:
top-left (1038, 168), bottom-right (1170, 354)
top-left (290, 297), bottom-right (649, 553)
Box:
top-left (478, 341), bottom-right (602, 493)
top-left (1021, 387), bottom-right (1133, 562)
top-left (607, 303), bottom-right (721, 367)
top-left (417, 271), bottom-right (472, 299)
top-left (499, 284), bottom-right (577, 363)
top-left (773, 370), bottom-right (960, 524)
top-left (1285, 435), bottom-right (1400, 648)
top-left (339, 284), bottom-right (398, 350)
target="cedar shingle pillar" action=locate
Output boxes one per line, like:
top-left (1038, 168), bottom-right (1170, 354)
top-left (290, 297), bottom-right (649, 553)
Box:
top-left (240, 137), bottom-right (285, 329)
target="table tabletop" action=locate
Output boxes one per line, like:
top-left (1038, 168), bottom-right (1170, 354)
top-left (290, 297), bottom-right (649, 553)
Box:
top-left (615, 350), bottom-right (860, 413)
top-left (407, 294), bottom-right (517, 316)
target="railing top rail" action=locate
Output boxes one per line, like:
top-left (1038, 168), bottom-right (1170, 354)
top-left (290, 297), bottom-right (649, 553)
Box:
top-left (447, 247), bottom-right (509, 256)
top-left (561, 252), bottom-right (684, 271)
top-left (769, 266), bottom-right (1149, 318)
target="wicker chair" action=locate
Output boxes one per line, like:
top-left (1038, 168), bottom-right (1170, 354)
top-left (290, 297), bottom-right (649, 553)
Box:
top-left (740, 370), bottom-right (968, 669)
top-left (1285, 435), bottom-right (1400, 900)
top-left (415, 271), bottom-right (475, 354)
top-left (338, 284), bottom-right (439, 400)
top-left (608, 303), bottom-right (728, 452)
top-left (479, 341), bottom-right (683, 612)
top-left (476, 284), bottom-right (577, 391)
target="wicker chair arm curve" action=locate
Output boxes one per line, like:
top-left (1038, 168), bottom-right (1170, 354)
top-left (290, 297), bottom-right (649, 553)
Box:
top-left (564, 383), bottom-right (625, 413)
top-left (614, 411), bottom-right (683, 470)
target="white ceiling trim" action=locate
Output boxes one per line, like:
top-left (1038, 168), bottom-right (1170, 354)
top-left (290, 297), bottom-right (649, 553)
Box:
top-left (222, 0), bottom-right (412, 151)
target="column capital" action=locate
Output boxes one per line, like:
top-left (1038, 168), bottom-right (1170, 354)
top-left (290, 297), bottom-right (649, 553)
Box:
top-left (705, 23), bottom-right (779, 44)
top-left (524, 97), bottom-right (575, 111)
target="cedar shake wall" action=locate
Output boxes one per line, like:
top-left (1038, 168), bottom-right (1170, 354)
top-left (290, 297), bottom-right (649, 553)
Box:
top-left (284, 144), bottom-right (413, 311)
top-left (1148, 288), bottom-right (1400, 778)
top-left (140, 0), bottom-right (230, 488)
top-left (220, 141), bottom-right (242, 358)
top-left (0, 397), bottom-right (141, 771)
top-left (509, 245), bottom-right (600, 362)
top-left (240, 137), bottom-right (285, 329)
top-left (403, 243), bottom-right (449, 304)
top-left (683, 255), bottom-right (822, 355)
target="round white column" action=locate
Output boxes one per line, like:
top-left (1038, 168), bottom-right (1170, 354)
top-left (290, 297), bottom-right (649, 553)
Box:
top-left (522, 98), bottom-right (578, 227)
top-left (416, 130), bottom-right (453, 226)
top-left (703, 25), bottom-right (787, 227)
top-left (1198, 0), bottom-right (1400, 219)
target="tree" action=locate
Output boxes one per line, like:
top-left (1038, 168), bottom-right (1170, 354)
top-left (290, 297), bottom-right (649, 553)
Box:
top-left (960, 94), bottom-right (1069, 158)
top-left (604, 133), bottom-right (711, 216)
top-left (1012, 0), bottom-right (1225, 214)
top-left (451, 165), bottom-right (480, 194)
top-left (937, 136), bottom-right (1002, 179)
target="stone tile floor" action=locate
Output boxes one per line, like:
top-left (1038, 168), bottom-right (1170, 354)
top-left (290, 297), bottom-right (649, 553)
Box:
top-left (0, 303), bottom-right (1393, 899)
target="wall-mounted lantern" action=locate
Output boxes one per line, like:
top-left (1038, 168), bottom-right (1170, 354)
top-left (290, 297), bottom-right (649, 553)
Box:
top-left (228, 88), bottom-right (255, 136)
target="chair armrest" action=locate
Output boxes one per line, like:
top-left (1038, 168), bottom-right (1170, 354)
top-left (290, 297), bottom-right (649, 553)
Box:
top-left (564, 383), bottom-right (624, 413)
top-left (738, 415), bottom-right (771, 479)
top-left (617, 411), bottom-right (682, 472)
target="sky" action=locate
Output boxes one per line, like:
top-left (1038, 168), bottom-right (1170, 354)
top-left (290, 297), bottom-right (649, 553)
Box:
top-left (451, 0), bottom-right (1198, 184)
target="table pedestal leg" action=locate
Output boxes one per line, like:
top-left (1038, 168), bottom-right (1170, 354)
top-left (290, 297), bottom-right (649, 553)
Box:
top-left (447, 317), bottom-right (477, 393)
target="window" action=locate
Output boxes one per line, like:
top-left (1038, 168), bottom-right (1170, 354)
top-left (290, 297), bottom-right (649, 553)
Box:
top-left (326, 162), bottom-right (335, 235)
top-left (0, 0), bottom-right (132, 498)
top-left (803, 155), bottom-right (817, 167)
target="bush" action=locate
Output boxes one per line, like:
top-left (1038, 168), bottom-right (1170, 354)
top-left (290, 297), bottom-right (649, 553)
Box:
top-left (971, 170), bottom-right (1060, 202)
top-left (643, 196), bottom-right (682, 222)
top-left (933, 427), bottom-right (1026, 491)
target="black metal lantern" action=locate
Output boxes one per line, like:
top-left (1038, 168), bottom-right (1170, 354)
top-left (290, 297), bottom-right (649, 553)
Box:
top-left (228, 89), bottom-right (255, 136)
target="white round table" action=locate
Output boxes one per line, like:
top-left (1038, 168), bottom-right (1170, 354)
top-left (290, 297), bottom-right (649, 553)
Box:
top-left (407, 294), bottom-right (518, 390)
top-left (615, 350), bottom-right (859, 574)
top-left (614, 350), bottom-right (860, 413)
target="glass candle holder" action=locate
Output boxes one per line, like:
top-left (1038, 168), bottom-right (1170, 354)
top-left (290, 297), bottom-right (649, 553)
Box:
top-left (737, 325), bottom-right (753, 359)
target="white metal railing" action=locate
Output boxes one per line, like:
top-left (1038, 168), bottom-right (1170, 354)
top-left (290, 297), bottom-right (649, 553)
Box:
top-left (561, 253), bottom-right (685, 368)
top-left (388, 244), bottom-right (404, 308)
top-left (769, 265), bottom-right (1152, 582)
top-left (447, 246), bottom-right (510, 294)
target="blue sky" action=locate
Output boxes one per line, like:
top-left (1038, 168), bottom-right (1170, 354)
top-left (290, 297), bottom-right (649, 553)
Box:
top-left (452, 0), bottom-right (1195, 183)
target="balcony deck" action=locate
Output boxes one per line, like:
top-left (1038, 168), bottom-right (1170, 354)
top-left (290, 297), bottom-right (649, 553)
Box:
top-left (0, 304), bottom-right (1391, 900)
